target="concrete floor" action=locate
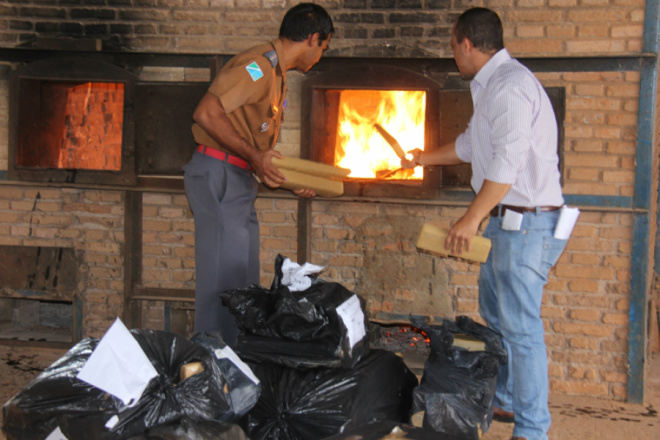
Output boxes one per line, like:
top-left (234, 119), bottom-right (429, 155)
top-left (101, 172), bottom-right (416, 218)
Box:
top-left (1, 343), bottom-right (658, 440)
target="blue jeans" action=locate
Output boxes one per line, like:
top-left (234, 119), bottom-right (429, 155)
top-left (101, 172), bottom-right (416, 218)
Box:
top-left (479, 208), bottom-right (567, 440)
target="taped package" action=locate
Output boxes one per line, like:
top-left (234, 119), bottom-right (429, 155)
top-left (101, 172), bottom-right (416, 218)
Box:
top-left (416, 223), bottom-right (492, 264)
top-left (272, 157), bottom-right (350, 198)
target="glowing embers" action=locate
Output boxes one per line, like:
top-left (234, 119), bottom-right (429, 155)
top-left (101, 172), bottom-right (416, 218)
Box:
top-left (334, 90), bottom-right (425, 180)
top-left (15, 81), bottom-right (124, 171)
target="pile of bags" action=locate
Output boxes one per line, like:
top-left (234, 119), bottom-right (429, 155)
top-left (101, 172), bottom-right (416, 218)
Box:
top-left (2, 327), bottom-right (257, 440)
top-left (223, 255), bottom-right (419, 439)
top-left (2, 254), bottom-right (507, 440)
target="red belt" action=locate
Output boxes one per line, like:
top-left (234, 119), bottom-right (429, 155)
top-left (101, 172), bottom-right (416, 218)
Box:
top-left (490, 205), bottom-right (561, 217)
top-left (197, 145), bottom-right (253, 172)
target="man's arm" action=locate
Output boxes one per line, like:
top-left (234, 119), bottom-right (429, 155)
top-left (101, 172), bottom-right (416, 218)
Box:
top-left (445, 179), bottom-right (511, 254)
top-left (401, 141), bottom-right (464, 168)
top-left (193, 92), bottom-right (286, 188)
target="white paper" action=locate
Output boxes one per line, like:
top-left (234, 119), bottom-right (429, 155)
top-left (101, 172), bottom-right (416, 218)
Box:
top-left (45, 427), bottom-right (69, 440)
top-left (105, 415), bottom-right (119, 429)
top-left (554, 205), bottom-right (580, 239)
top-left (335, 294), bottom-right (366, 349)
top-left (281, 257), bottom-right (325, 292)
top-left (76, 317), bottom-right (158, 406)
top-left (501, 209), bottom-right (523, 231)
top-left (213, 346), bottom-right (260, 385)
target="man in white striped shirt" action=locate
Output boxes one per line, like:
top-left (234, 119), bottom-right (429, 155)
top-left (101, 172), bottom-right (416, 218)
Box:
top-left (403, 8), bottom-right (568, 440)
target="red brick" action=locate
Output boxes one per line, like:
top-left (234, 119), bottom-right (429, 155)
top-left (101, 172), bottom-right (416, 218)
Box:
top-left (553, 322), bottom-right (613, 337)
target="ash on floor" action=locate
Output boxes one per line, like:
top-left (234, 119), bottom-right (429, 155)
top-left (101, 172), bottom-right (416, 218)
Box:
top-left (0, 344), bottom-right (68, 438)
top-left (370, 324), bottom-right (430, 356)
top-left (370, 324), bottom-right (430, 377)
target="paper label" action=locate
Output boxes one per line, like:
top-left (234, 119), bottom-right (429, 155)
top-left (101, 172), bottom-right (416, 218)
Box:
top-left (76, 318), bottom-right (158, 406)
top-left (335, 294), bottom-right (366, 349)
top-left (214, 346), bottom-right (260, 385)
top-left (281, 257), bottom-right (325, 292)
top-left (46, 427), bottom-right (69, 440)
top-left (105, 415), bottom-right (119, 429)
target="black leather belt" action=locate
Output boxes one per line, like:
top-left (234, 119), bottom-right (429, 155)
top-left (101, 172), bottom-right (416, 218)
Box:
top-left (490, 205), bottom-right (561, 217)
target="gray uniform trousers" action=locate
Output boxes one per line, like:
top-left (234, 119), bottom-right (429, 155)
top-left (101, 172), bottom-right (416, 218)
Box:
top-left (183, 151), bottom-right (260, 347)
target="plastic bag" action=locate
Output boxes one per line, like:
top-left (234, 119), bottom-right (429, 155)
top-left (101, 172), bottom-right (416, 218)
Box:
top-left (321, 420), bottom-right (464, 440)
top-left (3, 329), bottom-right (232, 440)
top-left (3, 337), bottom-right (115, 440)
top-left (221, 254), bottom-right (369, 369)
top-left (241, 349), bottom-right (418, 440)
top-left (190, 332), bottom-right (261, 422)
top-left (126, 417), bottom-right (249, 440)
top-left (409, 316), bottom-right (507, 440)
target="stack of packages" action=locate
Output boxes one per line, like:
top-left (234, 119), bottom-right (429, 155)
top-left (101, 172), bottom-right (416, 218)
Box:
top-left (409, 316), bottom-right (507, 440)
top-left (2, 319), bottom-right (260, 440)
top-left (222, 254), bottom-right (420, 440)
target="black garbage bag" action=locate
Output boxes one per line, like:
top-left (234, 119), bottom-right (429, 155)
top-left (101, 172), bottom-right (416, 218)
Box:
top-left (409, 316), bottom-right (507, 440)
top-left (190, 332), bottom-right (261, 422)
top-left (321, 420), bottom-right (464, 440)
top-left (3, 329), bottom-right (232, 440)
top-left (241, 349), bottom-right (418, 440)
top-left (2, 337), bottom-right (114, 440)
top-left (221, 254), bottom-right (369, 369)
top-left (126, 417), bottom-right (249, 440)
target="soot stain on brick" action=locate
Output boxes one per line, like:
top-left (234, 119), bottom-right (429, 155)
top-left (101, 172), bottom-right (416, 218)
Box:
top-left (2, 353), bottom-right (44, 374)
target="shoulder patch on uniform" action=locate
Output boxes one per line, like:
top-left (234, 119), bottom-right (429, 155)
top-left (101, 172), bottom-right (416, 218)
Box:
top-left (263, 50), bottom-right (278, 68)
top-left (245, 61), bottom-right (263, 81)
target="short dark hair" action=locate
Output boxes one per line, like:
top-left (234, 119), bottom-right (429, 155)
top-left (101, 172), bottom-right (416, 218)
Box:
top-left (454, 8), bottom-right (504, 54)
top-left (279, 3), bottom-right (334, 44)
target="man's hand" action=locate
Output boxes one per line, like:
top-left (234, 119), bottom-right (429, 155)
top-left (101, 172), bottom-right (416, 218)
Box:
top-left (445, 179), bottom-right (513, 255)
top-left (401, 149), bottom-right (422, 169)
top-left (252, 149), bottom-right (286, 188)
top-left (293, 188), bottom-right (316, 198)
top-left (445, 214), bottom-right (481, 255)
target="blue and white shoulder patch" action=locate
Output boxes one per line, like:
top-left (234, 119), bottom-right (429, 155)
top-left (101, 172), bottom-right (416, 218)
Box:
top-left (246, 61), bottom-right (263, 81)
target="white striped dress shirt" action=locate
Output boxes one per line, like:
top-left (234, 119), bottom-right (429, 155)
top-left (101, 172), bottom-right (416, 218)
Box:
top-left (455, 49), bottom-right (564, 208)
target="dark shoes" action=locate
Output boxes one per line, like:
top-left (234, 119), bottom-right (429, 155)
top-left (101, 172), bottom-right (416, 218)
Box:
top-left (493, 406), bottom-right (515, 423)
top-left (494, 407), bottom-right (528, 439)
top-left (493, 408), bottom-right (527, 439)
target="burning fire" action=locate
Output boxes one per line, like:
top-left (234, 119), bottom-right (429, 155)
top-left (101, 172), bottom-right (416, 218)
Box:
top-left (335, 90), bottom-right (425, 180)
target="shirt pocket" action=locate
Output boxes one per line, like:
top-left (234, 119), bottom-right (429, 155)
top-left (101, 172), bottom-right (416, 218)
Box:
top-left (252, 102), bottom-right (278, 148)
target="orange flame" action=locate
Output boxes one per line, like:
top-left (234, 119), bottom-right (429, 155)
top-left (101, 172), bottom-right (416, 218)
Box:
top-left (335, 90), bottom-right (425, 179)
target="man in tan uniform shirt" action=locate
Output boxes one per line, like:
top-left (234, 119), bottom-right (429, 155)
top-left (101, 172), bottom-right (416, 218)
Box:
top-left (183, 3), bottom-right (334, 344)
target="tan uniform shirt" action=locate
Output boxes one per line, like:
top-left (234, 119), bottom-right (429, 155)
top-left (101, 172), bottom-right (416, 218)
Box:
top-left (192, 38), bottom-right (287, 156)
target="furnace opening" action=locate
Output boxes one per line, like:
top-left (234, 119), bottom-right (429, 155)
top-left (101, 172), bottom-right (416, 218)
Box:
top-left (9, 57), bottom-right (137, 185)
top-left (15, 80), bottom-right (124, 171)
top-left (334, 89), bottom-right (425, 180)
top-left (302, 62), bottom-right (443, 199)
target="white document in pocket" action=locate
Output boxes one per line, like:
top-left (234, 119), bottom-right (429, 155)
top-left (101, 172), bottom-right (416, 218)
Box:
top-left (501, 209), bottom-right (523, 231)
top-left (554, 205), bottom-right (580, 239)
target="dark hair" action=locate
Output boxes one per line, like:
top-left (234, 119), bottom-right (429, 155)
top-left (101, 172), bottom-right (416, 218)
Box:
top-left (279, 3), bottom-right (334, 44)
top-left (454, 7), bottom-right (504, 53)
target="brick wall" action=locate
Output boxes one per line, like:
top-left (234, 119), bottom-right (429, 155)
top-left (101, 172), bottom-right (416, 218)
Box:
top-left (539, 70), bottom-right (640, 198)
top-left (141, 192), bottom-right (195, 289)
top-left (0, 187), bottom-right (125, 334)
top-left (0, 0), bottom-right (656, 402)
top-left (0, 0), bottom-right (646, 57)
